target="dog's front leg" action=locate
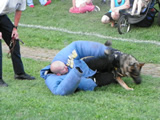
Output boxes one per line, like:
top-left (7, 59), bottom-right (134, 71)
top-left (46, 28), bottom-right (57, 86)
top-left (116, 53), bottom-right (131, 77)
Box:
top-left (116, 77), bottom-right (134, 90)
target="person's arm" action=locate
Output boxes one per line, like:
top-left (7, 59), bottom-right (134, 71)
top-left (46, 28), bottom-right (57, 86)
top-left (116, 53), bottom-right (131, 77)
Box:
top-left (110, 0), bottom-right (115, 10)
top-left (120, 0), bottom-right (130, 10)
top-left (111, 0), bottom-right (130, 11)
top-left (45, 68), bottom-right (82, 96)
top-left (0, 32), bottom-right (2, 39)
top-left (12, 10), bottom-right (22, 39)
top-left (72, 0), bottom-right (76, 8)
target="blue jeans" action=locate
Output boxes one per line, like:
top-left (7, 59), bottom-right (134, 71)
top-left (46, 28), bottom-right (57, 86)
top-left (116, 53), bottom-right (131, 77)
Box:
top-left (27, 0), bottom-right (48, 6)
top-left (150, 0), bottom-right (155, 8)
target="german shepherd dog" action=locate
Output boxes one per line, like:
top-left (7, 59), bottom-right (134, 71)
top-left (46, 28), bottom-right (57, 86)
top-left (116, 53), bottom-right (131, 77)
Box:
top-left (83, 41), bottom-right (145, 90)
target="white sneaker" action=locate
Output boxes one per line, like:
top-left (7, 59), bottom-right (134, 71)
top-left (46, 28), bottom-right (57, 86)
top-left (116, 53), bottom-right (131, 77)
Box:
top-left (94, 5), bottom-right (100, 12)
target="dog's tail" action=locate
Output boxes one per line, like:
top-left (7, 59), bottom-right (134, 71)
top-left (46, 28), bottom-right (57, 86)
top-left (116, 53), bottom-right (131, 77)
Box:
top-left (105, 40), bottom-right (112, 46)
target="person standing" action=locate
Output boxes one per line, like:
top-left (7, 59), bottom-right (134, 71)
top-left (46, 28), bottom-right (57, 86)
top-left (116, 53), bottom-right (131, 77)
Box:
top-left (0, 0), bottom-right (35, 87)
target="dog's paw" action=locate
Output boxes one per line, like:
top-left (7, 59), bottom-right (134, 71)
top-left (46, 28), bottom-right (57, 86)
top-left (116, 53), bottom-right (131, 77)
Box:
top-left (127, 88), bottom-right (134, 91)
top-left (104, 49), bottom-right (111, 55)
top-left (105, 40), bottom-right (112, 46)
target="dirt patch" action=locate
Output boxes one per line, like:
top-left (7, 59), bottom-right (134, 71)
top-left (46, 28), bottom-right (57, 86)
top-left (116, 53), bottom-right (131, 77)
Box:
top-left (2, 43), bottom-right (160, 78)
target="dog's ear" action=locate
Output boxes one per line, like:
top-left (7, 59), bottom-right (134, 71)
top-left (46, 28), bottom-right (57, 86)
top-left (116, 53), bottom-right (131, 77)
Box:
top-left (129, 62), bottom-right (134, 66)
top-left (139, 63), bottom-right (145, 68)
top-left (130, 62), bottom-right (145, 71)
top-left (129, 61), bottom-right (144, 67)
top-left (129, 63), bottom-right (136, 70)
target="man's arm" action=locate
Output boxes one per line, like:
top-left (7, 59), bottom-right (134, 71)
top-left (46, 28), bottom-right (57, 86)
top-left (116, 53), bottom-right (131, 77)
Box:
top-left (72, 0), bottom-right (76, 8)
top-left (12, 10), bottom-right (22, 39)
top-left (14, 10), bottom-right (22, 27)
top-left (0, 32), bottom-right (2, 39)
top-left (45, 68), bottom-right (82, 96)
top-left (110, 0), bottom-right (115, 10)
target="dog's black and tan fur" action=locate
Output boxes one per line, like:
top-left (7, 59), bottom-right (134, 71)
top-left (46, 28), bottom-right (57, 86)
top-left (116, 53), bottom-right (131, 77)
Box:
top-left (83, 41), bottom-right (145, 90)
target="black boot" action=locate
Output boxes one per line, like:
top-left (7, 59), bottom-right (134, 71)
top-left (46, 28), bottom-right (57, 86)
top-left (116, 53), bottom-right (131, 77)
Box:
top-left (0, 79), bottom-right (8, 87)
top-left (14, 73), bottom-right (35, 80)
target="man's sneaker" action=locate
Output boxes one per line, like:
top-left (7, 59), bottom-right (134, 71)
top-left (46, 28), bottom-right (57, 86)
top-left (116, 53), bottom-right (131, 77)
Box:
top-left (44, 0), bottom-right (51, 6)
top-left (94, 6), bottom-right (100, 12)
top-left (14, 73), bottom-right (35, 80)
top-left (0, 79), bottom-right (8, 87)
top-left (29, 5), bottom-right (35, 8)
top-left (114, 23), bottom-right (118, 28)
top-left (101, 0), bottom-right (106, 4)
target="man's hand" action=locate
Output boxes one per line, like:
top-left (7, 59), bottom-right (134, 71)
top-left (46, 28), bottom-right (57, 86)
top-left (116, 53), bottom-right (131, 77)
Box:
top-left (111, 8), bottom-right (119, 16)
top-left (111, 8), bottom-right (119, 13)
top-left (12, 10), bottom-right (22, 39)
top-left (0, 32), bottom-right (2, 39)
top-left (12, 27), bottom-right (19, 39)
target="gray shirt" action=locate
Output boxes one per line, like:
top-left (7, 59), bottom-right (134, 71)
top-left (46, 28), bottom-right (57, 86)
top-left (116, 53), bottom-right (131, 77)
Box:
top-left (0, 0), bottom-right (26, 15)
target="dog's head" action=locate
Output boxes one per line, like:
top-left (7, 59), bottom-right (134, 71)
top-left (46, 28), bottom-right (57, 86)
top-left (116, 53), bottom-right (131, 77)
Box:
top-left (104, 40), bottom-right (145, 84)
top-left (119, 54), bottom-right (145, 84)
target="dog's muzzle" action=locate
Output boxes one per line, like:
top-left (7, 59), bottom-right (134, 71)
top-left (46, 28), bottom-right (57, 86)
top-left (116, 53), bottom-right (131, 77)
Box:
top-left (132, 76), bottom-right (142, 84)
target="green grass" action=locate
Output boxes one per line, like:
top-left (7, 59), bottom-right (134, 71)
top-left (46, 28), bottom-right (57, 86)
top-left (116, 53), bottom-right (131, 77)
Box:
top-left (8, 0), bottom-right (160, 63)
top-left (1, 0), bottom-right (160, 119)
top-left (0, 54), bottom-right (160, 120)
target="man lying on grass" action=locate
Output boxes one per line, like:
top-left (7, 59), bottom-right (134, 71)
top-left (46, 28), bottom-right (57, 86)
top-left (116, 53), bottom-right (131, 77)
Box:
top-left (40, 40), bottom-right (115, 96)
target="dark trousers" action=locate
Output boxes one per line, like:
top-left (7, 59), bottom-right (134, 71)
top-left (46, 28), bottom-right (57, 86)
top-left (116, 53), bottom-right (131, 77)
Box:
top-left (0, 15), bottom-right (25, 79)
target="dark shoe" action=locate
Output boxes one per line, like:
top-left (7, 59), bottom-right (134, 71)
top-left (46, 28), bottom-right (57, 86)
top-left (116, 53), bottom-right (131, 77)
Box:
top-left (14, 73), bottom-right (35, 80)
top-left (0, 79), bottom-right (8, 87)
top-left (94, 6), bottom-right (100, 12)
top-left (114, 23), bottom-right (118, 28)
top-left (101, 0), bottom-right (106, 4)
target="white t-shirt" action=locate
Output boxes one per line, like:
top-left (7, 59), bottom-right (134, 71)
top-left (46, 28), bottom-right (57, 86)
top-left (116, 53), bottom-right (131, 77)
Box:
top-left (0, 0), bottom-right (26, 15)
top-left (75, 0), bottom-right (88, 8)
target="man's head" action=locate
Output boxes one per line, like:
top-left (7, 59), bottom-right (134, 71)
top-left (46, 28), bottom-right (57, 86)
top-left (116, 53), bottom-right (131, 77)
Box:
top-left (50, 61), bottom-right (68, 76)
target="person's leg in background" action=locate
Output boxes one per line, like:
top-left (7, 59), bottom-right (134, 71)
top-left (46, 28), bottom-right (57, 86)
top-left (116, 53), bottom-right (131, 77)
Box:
top-left (101, 12), bottom-right (115, 27)
top-left (39, 0), bottom-right (52, 6)
top-left (27, 0), bottom-right (35, 8)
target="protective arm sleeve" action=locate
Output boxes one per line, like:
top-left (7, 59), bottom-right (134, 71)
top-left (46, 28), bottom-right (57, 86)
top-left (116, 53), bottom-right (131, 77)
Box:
top-left (45, 68), bottom-right (82, 96)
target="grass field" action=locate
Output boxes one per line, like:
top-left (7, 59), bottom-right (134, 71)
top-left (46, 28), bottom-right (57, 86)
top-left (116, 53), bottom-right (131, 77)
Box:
top-left (0, 0), bottom-right (160, 120)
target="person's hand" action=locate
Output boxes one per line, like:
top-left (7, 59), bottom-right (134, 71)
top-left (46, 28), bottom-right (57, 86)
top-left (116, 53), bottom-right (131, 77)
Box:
top-left (111, 8), bottom-right (115, 12)
top-left (0, 32), bottom-right (2, 39)
top-left (124, 2), bottom-right (130, 9)
top-left (111, 8), bottom-right (119, 12)
top-left (112, 8), bottom-right (119, 15)
top-left (80, 3), bottom-right (86, 7)
top-left (11, 27), bottom-right (19, 39)
top-left (70, 6), bottom-right (76, 11)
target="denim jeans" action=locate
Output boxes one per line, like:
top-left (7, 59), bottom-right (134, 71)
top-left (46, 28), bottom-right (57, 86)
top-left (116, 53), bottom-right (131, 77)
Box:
top-left (27, 0), bottom-right (47, 6)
